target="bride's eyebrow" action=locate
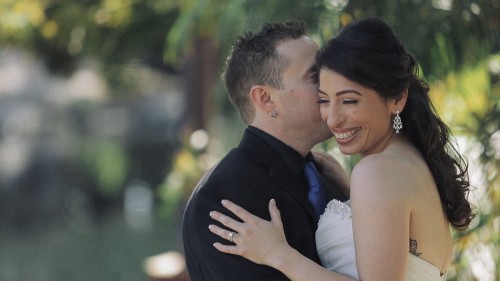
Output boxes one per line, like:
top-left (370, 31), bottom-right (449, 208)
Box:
top-left (335, 89), bottom-right (362, 96)
top-left (318, 89), bottom-right (362, 96)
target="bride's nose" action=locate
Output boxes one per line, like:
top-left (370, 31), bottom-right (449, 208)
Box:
top-left (325, 106), bottom-right (345, 129)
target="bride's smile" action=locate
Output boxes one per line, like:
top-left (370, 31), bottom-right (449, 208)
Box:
top-left (333, 127), bottom-right (361, 143)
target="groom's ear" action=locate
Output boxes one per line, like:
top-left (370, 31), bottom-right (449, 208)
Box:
top-left (250, 85), bottom-right (275, 113)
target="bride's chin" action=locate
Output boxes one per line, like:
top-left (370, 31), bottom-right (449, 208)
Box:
top-left (338, 146), bottom-right (357, 156)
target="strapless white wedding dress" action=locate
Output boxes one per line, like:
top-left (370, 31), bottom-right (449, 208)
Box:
top-left (316, 199), bottom-right (447, 280)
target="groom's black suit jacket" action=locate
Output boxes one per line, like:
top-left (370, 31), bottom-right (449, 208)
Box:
top-left (182, 126), bottom-right (347, 281)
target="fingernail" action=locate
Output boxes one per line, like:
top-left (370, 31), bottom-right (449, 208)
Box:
top-left (209, 211), bottom-right (214, 217)
top-left (208, 224), bottom-right (214, 230)
top-left (221, 199), bottom-right (227, 205)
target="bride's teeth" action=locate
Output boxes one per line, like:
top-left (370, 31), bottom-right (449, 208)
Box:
top-left (334, 128), bottom-right (359, 140)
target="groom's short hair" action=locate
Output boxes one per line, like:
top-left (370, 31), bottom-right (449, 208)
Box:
top-left (222, 21), bottom-right (307, 124)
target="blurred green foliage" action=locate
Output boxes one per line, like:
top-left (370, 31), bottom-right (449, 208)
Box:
top-left (0, 0), bottom-right (498, 280)
top-left (80, 139), bottom-right (129, 198)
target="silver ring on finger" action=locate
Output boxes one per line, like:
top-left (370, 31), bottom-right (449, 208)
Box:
top-left (229, 231), bottom-right (235, 243)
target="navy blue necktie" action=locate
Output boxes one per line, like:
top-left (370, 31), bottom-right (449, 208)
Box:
top-left (304, 161), bottom-right (327, 221)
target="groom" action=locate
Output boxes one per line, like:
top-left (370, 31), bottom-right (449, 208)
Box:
top-left (182, 21), bottom-right (348, 281)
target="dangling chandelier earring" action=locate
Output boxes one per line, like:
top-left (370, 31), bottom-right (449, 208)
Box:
top-left (393, 110), bottom-right (402, 133)
top-left (270, 107), bottom-right (278, 118)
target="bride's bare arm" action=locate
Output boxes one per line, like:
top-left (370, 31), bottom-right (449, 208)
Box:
top-left (209, 199), bottom-right (357, 281)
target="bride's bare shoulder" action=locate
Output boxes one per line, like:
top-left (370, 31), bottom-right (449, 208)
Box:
top-left (351, 151), bottom-right (416, 196)
top-left (351, 153), bottom-right (394, 180)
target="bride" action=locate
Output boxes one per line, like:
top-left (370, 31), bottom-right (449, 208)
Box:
top-left (208, 17), bottom-right (474, 281)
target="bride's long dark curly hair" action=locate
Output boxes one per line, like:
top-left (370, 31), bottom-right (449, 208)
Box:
top-left (316, 17), bottom-right (474, 230)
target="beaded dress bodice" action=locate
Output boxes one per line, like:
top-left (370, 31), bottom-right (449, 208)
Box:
top-left (315, 199), bottom-right (447, 280)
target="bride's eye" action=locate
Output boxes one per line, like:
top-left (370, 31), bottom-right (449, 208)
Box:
top-left (342, 99), bottom-right (358, 105)
top-left (317, 98), bottom-right (329, 104)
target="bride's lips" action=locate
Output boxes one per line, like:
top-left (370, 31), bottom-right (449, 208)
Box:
top-left (333, 128), bottom-right (361, 143)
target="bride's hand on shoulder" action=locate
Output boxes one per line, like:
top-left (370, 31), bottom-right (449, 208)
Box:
top-left (208, 199), bottom-right (291, 267)
top-left (313, 151), bottom-right (350, 197)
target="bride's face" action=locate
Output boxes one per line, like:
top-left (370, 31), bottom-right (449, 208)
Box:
top-left (317, 69), bottom-right (396, 157)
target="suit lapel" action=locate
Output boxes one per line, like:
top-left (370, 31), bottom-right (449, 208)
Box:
top-left (238, 129), bottom-right (317, 221)
top-left (269, 158), bottom-right (317, 222)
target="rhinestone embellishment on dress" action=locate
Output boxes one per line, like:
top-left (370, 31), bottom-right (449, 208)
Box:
top-left (319, 199), bottom-right (352, 222)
